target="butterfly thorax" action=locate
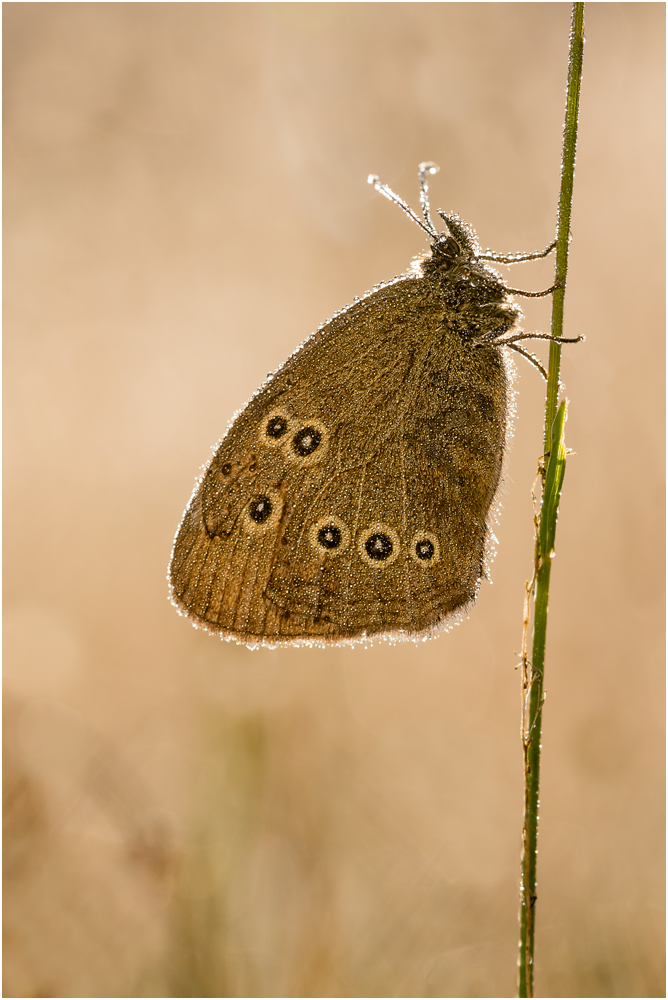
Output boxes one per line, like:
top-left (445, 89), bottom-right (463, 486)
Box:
top-left (420, 232), bottom-right (520, 342)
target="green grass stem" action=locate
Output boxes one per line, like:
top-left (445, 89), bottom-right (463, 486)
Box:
top-left (517, 5), bottom-right (585, 997)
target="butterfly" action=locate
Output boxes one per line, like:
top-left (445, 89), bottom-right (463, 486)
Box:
top-left (169, 163), bottom-right (576, 647)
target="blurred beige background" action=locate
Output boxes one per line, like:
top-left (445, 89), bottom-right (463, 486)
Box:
top-left (3, 3), bottom-right (664, 997)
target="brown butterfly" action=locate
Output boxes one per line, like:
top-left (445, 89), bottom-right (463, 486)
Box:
top-left (169, 163), bottom-right (576, 646)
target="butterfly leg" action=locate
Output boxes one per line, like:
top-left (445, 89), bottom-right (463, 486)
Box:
top-left (477, 240), bottom-right (557, 264)
top-left (504, 282), bottom-right (561, 298)
top-left (505, 345), bottom-right (549, 381)
top-left (492, 332), bottom-right (583, 348)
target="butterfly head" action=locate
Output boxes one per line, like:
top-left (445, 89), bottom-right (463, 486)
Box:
top-left (423, 212), bottom-right (506, 293)
top-left (368, 169), bottom-right (509, 298)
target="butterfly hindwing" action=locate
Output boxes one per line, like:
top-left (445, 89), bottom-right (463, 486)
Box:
top-left (169, 275), bottom-right (508, 644)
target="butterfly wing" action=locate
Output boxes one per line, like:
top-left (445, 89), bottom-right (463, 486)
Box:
top-left (169, 275), bottom-right (508, 645)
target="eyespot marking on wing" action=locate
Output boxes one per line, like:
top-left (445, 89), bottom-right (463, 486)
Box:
top-left (259, 410), bottom-right (293, 447)
top-left (286, 419), bottom-right (329, 465)
top-left (242, 491), bottom-right (283, 533)
top-left (410, 531), bottom-right (440, 566)
top-left (309, 515), bottom-right (350, 557)
top-left (358, 523), bottom-right (400, 567)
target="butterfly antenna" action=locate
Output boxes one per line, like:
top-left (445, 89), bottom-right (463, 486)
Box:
top-left (368, 173), bottom-right (437, 240)
top-left (418, 161), bottom-right (440, 236)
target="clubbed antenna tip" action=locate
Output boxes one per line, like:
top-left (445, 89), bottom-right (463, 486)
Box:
top-left (368, 170), bottom-right (438, 240)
